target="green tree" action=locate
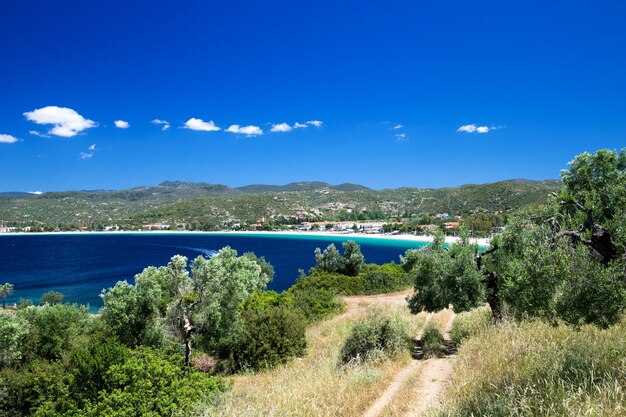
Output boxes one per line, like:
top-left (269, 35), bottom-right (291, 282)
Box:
top-left (18, 304), bottom-right (91, 361)
top-left (39, 290), bottom-right (64, 306)
top-left (314, 244), bottom-right (341, 273)
top-left (0, 283), bottom-right (14, 309)
top-left (339, 240), bottom-right (365, 276)
top-left (0, 310), bottom-right (30, 366)
top-left (406, 150), bottom-right (626, 327)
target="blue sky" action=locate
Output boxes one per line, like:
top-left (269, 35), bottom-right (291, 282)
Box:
top-left (1, 0), bottom-right (625, 191)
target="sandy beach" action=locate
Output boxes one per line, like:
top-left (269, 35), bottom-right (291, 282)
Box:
top-left (0, 229), bottom-right (491, 247)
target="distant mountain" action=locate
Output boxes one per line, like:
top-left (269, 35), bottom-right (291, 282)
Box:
top-left (236, 181), bottom-right (371, 193)
top-left (0, 179), bottom-right (561, 229)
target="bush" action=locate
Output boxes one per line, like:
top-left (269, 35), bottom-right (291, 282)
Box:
top-left (225, 304), bottom-right (307, 371)
top-left (339, 310), bottom-right (410, 365)
top-left (18, 304), bottom-right (91, 361)
top-left (362, 263), bottom-right (411, 295)
top-left (39, 290), bottom-right (64, 306)
top-left (450, 306), bottom-right (492, 346)
top-left (291, 271), bottom-right (364, 296)
top-left (0, 310), bottom-right (29, 367)
top-left (84, 347), bottom-right (226, 416)
top-left (289, 287), bottom-right (344, 323)
top-left (421, 324), bottom-right (446, 359)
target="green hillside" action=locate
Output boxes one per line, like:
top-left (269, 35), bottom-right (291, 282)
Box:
top-left (0, 179), bottom-right (560, 230)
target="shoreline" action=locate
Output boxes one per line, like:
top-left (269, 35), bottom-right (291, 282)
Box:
top-left (0, 229), bottom-right (491, 247)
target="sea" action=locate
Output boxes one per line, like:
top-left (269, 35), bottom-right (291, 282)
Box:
top-left (0, 233), bottom-right (430, 311)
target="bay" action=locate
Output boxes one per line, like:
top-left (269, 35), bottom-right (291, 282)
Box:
top-left (0, 232), bottom-right (430, 311)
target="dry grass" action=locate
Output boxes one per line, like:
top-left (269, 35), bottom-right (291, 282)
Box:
top-left (431, 317), bottom-right (626, 417)
top-left (201, 294), bottom-right (427, 417)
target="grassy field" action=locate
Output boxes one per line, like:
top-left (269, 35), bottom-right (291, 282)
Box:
top-left (433, 310), bottom-right (626, 416)
top-left (197, 296), bottom-right (624, 417)
top-left (201, 292), bottom-right (428, 417)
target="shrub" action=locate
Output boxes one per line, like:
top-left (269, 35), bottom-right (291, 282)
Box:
top-left (291, 271), bottom-right (364, 296)
top-left (39, 290), bottom-right (64, 306)
top-left (225, 304), bottom-right (307, 371)
top-left (421, 324), bottom-right (446, 358)
top-left (450, 306), bottom-right (492, 346)
top-left (0, 310), bottom-right (29, 367)
top-left (18, 304), bottom-right (91, 361)
top-left (83, 347), bottom-right (226, 416)
top-left (362, 263), bottom-right (411, 294)
top-left (339, 310), bottom-right (410, 365)
top-left (289, 287), bottom-right (344, 323)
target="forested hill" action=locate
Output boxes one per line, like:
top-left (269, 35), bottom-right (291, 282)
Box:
top-left (0, 179), bottom-right (560, 229)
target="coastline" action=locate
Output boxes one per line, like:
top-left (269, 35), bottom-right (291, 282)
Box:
top-left (0, 229), bottom-right (491, 247)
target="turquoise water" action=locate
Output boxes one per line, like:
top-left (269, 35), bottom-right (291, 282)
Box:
top-left (0, 233), bottom-right (431, 311)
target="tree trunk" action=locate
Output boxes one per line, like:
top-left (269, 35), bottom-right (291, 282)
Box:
top-left (476, 247), bottom-right (503, 321)
top-left (182, 314), bottom-right (194, 367)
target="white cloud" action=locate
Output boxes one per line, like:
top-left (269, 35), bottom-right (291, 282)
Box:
top-left (306, 120), bottom-right (323, 127)
top-left (293, 122), bottom-right (308, 129)
top-left (457, 124), bottom-right (500, 134)
top-left (29, 130), bottom-right (50, 138)
top-left (270, 123), bottom-right (293, 133)
top-left (114, 120), bottom-right (129, 128)
top-left (393, 124), bottom-right (403, 129)
top-left (0, 134), bottom-right (19, 144)
top-left (151, 119), bottom-right (170, 131)
top-left (395, 133), bottom-right (408, 142)
top-left (184, 118), bottom-right (221, 132)
top-left (24, 106), bottom-right (96, 137)
top-left (28, 191), bottom-right (43, 195)
top-left (226, 124), bottom-right (263, 136)
top-left (79, 144), bottom-right (96, 159)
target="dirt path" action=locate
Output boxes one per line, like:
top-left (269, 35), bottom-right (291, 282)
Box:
top-left (402, 311), bottom-right (456, 416)
top-left (362, 309), bottom-right (457, 417)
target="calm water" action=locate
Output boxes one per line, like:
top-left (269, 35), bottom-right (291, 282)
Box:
top-left (0, 233), bottom-right (429, 311)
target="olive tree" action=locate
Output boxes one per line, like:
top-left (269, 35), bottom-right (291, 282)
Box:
top-left (0, 283), bottom-right (14, 309)
top-left (406, 149), bottom-right (626, 328)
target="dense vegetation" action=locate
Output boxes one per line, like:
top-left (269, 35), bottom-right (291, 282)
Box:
top-left (0, 179), bottom-right (559, 231)
top-left (405, 149), bottom-right (626, 328)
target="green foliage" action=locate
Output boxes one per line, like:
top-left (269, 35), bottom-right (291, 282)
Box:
top-left (18, 304), bottom-right (90, 361)
top-left (493, 217), bottom-right (626, 328)
top-left (100, 276), bottom-right (164, 347)
top-left (39, 290), bottom-right (64, 306)
top-left (82, 347), bottom-right (226, 417)
top-left (288, 286), bottom-right (344, 323)
top-left (560, 148), bottom-right (626, 249)
top-left (68, 334), bottom-right (130, 401)
top-left (291, 270), bottom-right (364, 296)
top-left (406, 236), bottom-right (484, 314)
top-left (190, 247), bottom-right (272, 352)
top-left (339, 310), bottom-right (410, 365)
top-left (0, 359), bottom-right (73, 417)
top-left (421, 324), bottom-right (447, 359)
top-left (0, 310), bottom-right (30, 366)
top-left (0, 282), bottom-right (14, 309)
top-left (224, 304), bottom-right (307, 371)
top-left (313, 244), bottom-right (341, 273)
top-left (339, 240), bottom-right (365, 276)
top-left (362, 263), bottom-right (411, 294)
top-left (313, 241), bottom-right (365, 276)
